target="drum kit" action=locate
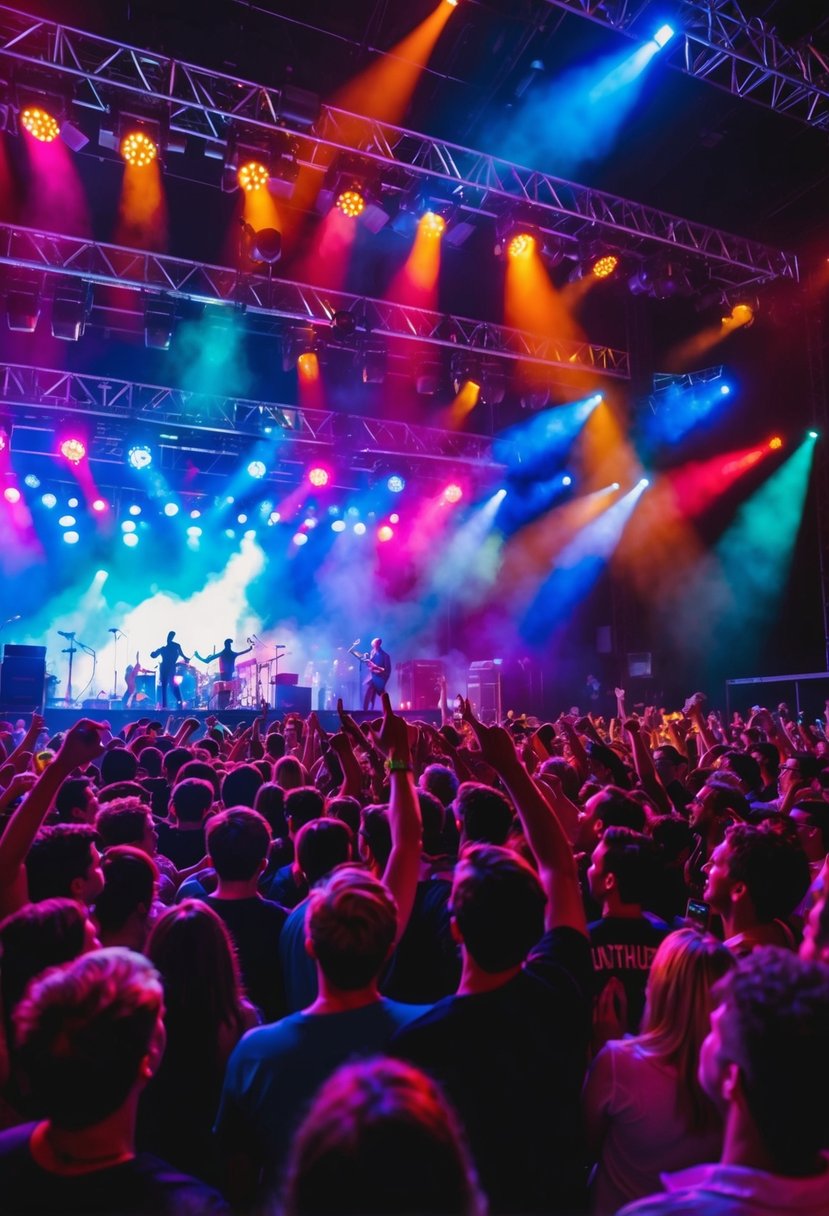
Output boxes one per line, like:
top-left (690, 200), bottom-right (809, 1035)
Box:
top-left (171, 663), bottom-right (242, 709)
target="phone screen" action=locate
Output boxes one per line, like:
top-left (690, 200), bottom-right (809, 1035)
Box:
top-left (685, 899), bottom-right (710, 930)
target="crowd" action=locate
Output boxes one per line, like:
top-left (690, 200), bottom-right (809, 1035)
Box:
top-left (0, 686), bottom-right (827, 1215)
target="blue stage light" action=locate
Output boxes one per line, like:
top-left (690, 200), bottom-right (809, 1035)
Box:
top-left (387, 474), bottom-right (406, 493)
top-left (653, 24), bottom-right (675, 48)
top-left (720, 384), bottom-right (731, 395)
top-left (562, 474), bottom-right (573, 487)
top-left (247, 460), bottom-right (266, 479)
top-left (127, 444), bottom-right (153, 470)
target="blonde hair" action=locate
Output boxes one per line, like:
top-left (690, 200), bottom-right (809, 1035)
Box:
top-left (636, 928), bottom-right (736, 1132)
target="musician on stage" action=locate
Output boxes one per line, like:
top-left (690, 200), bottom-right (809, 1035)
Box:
top-left (150, 630), bottom-right (191, 709)
top-left (194, 638), bottom-right (253, 681)
top-left (348, 637), bottom-right (392, 711)
top-left (122, 651), bottom-right (152, 708)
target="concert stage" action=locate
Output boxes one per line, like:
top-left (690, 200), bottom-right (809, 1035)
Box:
top-left (16, 707), bottom-right (443, 735)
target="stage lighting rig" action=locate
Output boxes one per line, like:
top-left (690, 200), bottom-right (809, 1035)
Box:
top-left (628, 255), bottom-right (693, 299)
top-left (51, 282), bottom-right (92, 342)
top-left (493, 219), bottom-right (565, 266)
top-left (317, 161), bottom-right (391, 233)
top-left (15, 86), bottom-right (89, 150)
top-left (221, 132), bottom-right (299, 198)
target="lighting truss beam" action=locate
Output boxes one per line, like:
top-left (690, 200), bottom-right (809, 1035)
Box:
top-left (541, 0), bottom-right (829, 131)
top-left (652, 365), bottom-right (724, 393)
top-left (0, 224), bottom-right (628, 378)
top-left (0, 363), bottom-right (505, 470)
top-left (0, 6), bottom-right (796, 286)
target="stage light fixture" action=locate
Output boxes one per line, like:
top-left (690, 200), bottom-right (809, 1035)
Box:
top-left (68, 497), bottom-right (79, 508)
top-left (121, 520), bottom-right (136, 532)
top-left (51, 283), bottom-right (92, 342)
top-left (639, 477), bottom-right (650, 488)
top-left (187, 525), bottom-right (202, 538)
top-left (58, 514), bottom-right (76, 527)
top-left (127, 444), bottom-right (153, 470)
top-left (163, 502), bottom-right (180, 516)
top-left (591, 253), bottom-right (619, 279)
top-left (128, 505), bottom-right (142, 516)
top-left (123, 533), bottom-right (139, 548)
top-left (20, 105), bottom-right (59, 143)
top-left (121, 129), bottom-right (158, 166)
top-left (59, 438), bottom-right (86, 464)
top-left (444, 483), bottom-right (463, 504)
top-left (378, 525), bottom-right (394, 542)
top-left (24, 474), bottom-right (40, 488)
top-left (387, 474), bottom-right (406, 494)
top-left (249, 227), bottom-right (282, 265)
top-left (720, 384), bottom-right (731, 395)
top-left (562, 474), bottom-right (573, 486)
top-left (415, 363), bottom-right (442, 396)
top-left (144, 299), bottom-right (176, 350)
top-left (331, 519), bottom-right (346, 532)
top-left (92, 498), bottom-right (107, 513)
top-left (653, 24), bottom-right (675, 48)
top-left (508, 232), bottom-right (536, 259)
top-left (238, 160), bottom-right (269, 192)
top-left (308, 466), bottom-right (330, 488)
top-left (331, 310), bottom-right (359, 339)
top-left (336, 188), bottom-right (366, 219)
top-left (361, 347), bottom-right (387, 385)
top-left (298, 351), bottom-right (320, 380)
top-left (769, 436), bottom-right (783, 450)
top-left (353, 522), bottom-right (367, 535)
top-left (63, 530), bottom-right (80, 545)
top-left (6, 288), bottom-right (41, 333)
top-left (247, 459), bottom-right (267, 479)
top-left (4, 487), bottom-right (21, 504)
top-left (628, 257), bottom-right (692, 299)
top-left (422, 210), bottom-right (446, 238)
top-left (480, 364), bottom-right (506, 406)
top-left (41, 493), bottom-right (57, 508)
top-left (809, 430), bottom-right (819, 440)
top-left (293, 532), bottom-right (309, 546)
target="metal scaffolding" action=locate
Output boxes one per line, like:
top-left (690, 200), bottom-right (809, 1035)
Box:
top-left (0, 362), bottom-right (505, 471)
top-left (0, 223), bottom-right (630, 379)
top-left (542, 0), bottom-right (829, 131)
top-left (0, 5), bottom-right (797, 287)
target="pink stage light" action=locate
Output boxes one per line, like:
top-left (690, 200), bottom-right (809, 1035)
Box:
top-left (443, 482), bottom-right (463, 504)
top-left (3, 486), bottom-right (21, 504)
top-left (378, 524), bottom-right (394, 542)
top-left (308, 466), bottom-right (330, 488)
top-left (60, 437), bottom-right (87, 464)
top-left (92, 498), bottom-right (108, 512)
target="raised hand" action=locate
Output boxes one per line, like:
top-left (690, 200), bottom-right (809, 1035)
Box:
top-left (461, 700), bottom-right (520, 772)
top-left (57, 719), bottom-right (107, 769)
top-left (369, 692), bottom-right (411, 762)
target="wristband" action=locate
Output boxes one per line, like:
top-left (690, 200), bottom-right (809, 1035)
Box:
top-left (386, 758), bottom-right (413, 773)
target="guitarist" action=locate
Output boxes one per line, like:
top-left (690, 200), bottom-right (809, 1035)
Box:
top-left (122, 651), bottom-right (152, 708)
top-left (348, 636), bottom-right (392, 711)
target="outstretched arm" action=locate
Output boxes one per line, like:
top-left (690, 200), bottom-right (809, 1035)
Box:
top-left (368, 693), bottom-right (422, 945)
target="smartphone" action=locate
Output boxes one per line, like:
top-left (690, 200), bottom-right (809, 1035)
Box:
top-left (685, 899), bottom-right (710, 931)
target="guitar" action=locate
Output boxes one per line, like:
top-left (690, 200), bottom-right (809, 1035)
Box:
top-left (348, 640), bottom-right (386, 677)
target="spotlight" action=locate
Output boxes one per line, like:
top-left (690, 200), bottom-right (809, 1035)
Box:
top-left (308, 466), bottom-right (330, 488)
top-left (353, 522), bottom-right (367, 535)
top-left (390, 512), bottom-right (400, 524)
top-left (238, 160), bottom-right (269, 192)
top-left (720, 384), bottom-right (731, 395)
top-left (331, 519), bottom-right (346, 532)
top-left (638, 477), bottom-right (650, 488)
top-left (247, 459), bottom-right (267, 479)
top-left (562, 474), bottom-right (573, 486)
top-left (378, 525), bottom-right (394, 542)
top-left (421, 211), bottom-right (446, 238)
top-left (51, 283), bottom-right (92, 342)
top-left (68, 497), bottom-right (79, 508)
top-left (163, 502), bottom-right (180, 516)
top-left (331, 310), bottom-right (359, 339)
top-left (121, 130), bottom-right (158, 166)
top-left (6, 288), bottom-right (41, 333)
top-left (361, 347), bottom-right (387, 385)
top-left (59, 438), bottom-right (86, 464)
top-left (41, 493), bottom-right (57, 508)
top-left (128, 505), bottom-right (142, 516)
top-left (298, 351), bottom-right (320, 380)
top-left (249, 227), bottom-right (282, 265)
top-left (768, 436), bottom-right (783, 450)
top-left (24, 474), bottom-right (40, 488)
top-left (63, 531), bottom-right (80, 545)
top-left (387, 474), bottom-right (406, 494)
top-left (187, 526), bottom-right (202, 538)
top-left (144, 299), bottom-right (176, 350)
top-left (121, 520), bottom-right (136, 533)
top-left (653, 24), bottom-right (675, 48)
top-left (123, 533), bottom-right (139, 548)
top-left (127, 444), bottom-right (153, 470)
top-left (724, 302), bottom-right (755, 328)
top-left (809, 430), bottom-right (819, 440)
top-left (20, 105), bottom-right (59, 143)
top-left (611, 482), bottom-right (621, 491)
top-left (591, 253), bottom-right (619, 279)
top-left (336, 188), bottom-right (366, 218)
top-left (444, 483), bottom-right (463, 504)
top-left (3, 487), bottom-right (21, 504)
top-left (92, 498), bottom-right (107, 513)
top-left (508, 232), bottom-right (536, 259)
top-left (58, 514), bottom-right (76, 527)
top-left (293, 532), bottom-right (309, 546)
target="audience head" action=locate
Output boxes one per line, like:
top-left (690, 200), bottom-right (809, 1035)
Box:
top-left (26, 825), bottom-right (104, 906)
top-left (100, 747), bottom-right (138, 787)
top-left (138, 746), bottom-right (163, 778)
top-left (175, 759), bottom-right (221, 800)
top-left (454, 783), bottom-right (514, 847)
top-left (306, 867), bottom-right (397, 991)
top-left (275, 755), bottom-right (307, 792)
top-left (326, 795), bottom-right (361, 840)
top-left (285, 786), bottom-right (325, 835)
top-left (419, 764), bottom-right (459, 809)
top-left (778, 752), bottom-right (822, 797)
top-left (0, 898), bottom-right (96, 1037)
top-left (169, 777), bottom-right (213, 826)
top-left (13, 948), bottom-right (164, 1130)
top-left (207, 807), bottom-right (271, 883)
top-left (417, 790), bottom-right (446, 856)
top-left (588, 827), bottom-right (658, 911)
top-left (254, 781), bottom-right (288, 837)
top-left (537, 756), bottom-right (582, 802)
top-left (587, 741), bottom-right (630, 788)
top-left (95, 798), bottom-right (157, 856)
top-left (450, 844), bottom-right (545, 973)
top-left (221, 764), bottom-right (264, 810)
top-left (578, 786), bottom-right (646, 852)
top-left (359, 805), bottom-right (392, 871)
top-left (54, 776), bottom-right (99, 825)
top-left (162, 746), bottom-right (193, 783)
top-left (652, 745), bottom-right (688, 790)
top-left (688, 777), bottom-right (749, 834)
top-left (296, 818), bottom-right (353, 886)
top-left (700, 949), bottom-right (829, 1175)
top-left (94, 846), bottom-right (158, 948)
top-left (788, 799), bottom-right (829, 861)
top-left (282, 1057), bottom-right (482, 1216)
top-left (703, 824), bottom-right (810, 927)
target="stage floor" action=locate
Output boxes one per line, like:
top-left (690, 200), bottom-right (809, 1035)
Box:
top-left (6, 706), bottom-right (442, 734)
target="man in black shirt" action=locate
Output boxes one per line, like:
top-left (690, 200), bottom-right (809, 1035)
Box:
top-left (394, 703), bottom-right (592, 1215)
top-left (0, 948), bottom-right (227, 1215)
top-left (150, 632), bottom-right (190, 710)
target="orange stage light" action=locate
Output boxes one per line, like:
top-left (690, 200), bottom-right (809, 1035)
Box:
top-left (422, 210), bottom-right (446, 238)
top-left (238, 160), bottom-right (269, 192)
top-left (592, 254), bottom-right (619, 279)
top-left (508, 232), bottom-right (536, 259)
top-left (768, 436), bottom-right (783, 450)
top-left (298, 352), bottom-right (320, 380)
top-left (336, 189), bottom-right (366, 219)
top-left (120, 130), bottom-right (158, 167)
top-left (20, 106), bottom-right (60, 143)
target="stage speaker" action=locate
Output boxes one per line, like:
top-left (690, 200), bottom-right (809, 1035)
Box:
top-left (1, 645), bottom-right (46, 710)
top-left (627, 652), bottom-right (652, 678)
top-left (134, 674), bottom-right (156, 704)
top-left (467, 661), bottom-right (501, 725)
top-left (397, 660), bottom-right (444, 710)
top-left (274, 685), bottom-right (312, 715)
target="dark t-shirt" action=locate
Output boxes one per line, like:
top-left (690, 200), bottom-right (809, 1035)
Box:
top-left (588, 912), bottom-right (670, 1033)
top-left (381, 875), bottom-right (460, 1004)
top-left (278, 897), bottom-right (317, 1013)
top-left (156, 822), bottom-right (206, 871)
top-left (393, 926), bottom-right (593, 1215)
top-left (0, 1123), bottom-right (228, 1215)
top-left (205, 895), bottom-right (287, 1021)
top-left (260, 863), bottom-right (308, 910)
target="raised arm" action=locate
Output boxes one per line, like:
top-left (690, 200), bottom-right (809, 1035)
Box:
top-left (3, 712), bottom-right (46, 772)
top-left (368, 693), bottom-right (422, 945)
top-left (464, 701), bottom-right (586, 936)
top-left (623, 718), bottom-right (671, 814)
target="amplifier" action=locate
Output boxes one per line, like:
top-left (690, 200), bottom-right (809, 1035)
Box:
top-left (397, 660), bottom-right (445, 711)
top-left (3, 644), bottom-right (47, 658)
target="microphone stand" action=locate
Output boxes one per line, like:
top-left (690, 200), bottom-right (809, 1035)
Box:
top-left (109, 628), bottom-right (125, 699)
top-left (76, 640), bottom-right (97, 705)
top-left (62, 638), bottom-right (77, 705)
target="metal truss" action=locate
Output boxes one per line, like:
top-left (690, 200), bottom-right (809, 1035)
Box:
top-left (652, 365), bottom-right (724, 392)
top-left (0, 363), bottom-right (504, 471)
top-left (0, 223), bottom-right (629, 379)
top-left (0, 5), bottom-right (796, 287)
top-left (542, 0), bottom-right (829, 131)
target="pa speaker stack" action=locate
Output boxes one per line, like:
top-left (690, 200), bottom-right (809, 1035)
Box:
top-left (1, 645), bottom-right (47, 711)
